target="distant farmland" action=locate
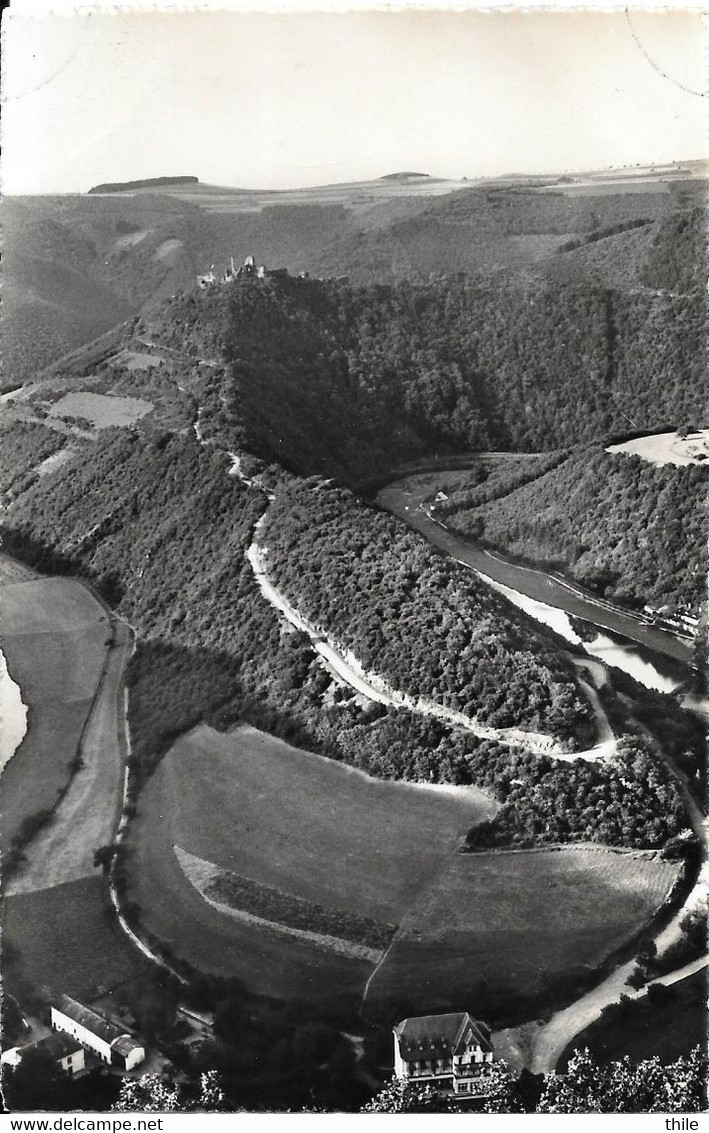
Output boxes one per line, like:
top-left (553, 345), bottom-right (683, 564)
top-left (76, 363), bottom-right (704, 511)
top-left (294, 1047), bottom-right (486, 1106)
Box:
top-left (126, 725), bottom-right (680, 1020)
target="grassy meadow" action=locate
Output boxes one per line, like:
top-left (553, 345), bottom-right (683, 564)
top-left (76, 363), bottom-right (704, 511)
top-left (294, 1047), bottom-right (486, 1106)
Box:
top-left (125, 724), bottom-right (681, 1022)
top-left (0, 578), bottom-right (110, 848)
top-left (363, 848), bottom-right (682, 1024)
top-left (125, 724), bottom-right (495, 1005)
top-left (3, 876), bottom-right (147, 1004)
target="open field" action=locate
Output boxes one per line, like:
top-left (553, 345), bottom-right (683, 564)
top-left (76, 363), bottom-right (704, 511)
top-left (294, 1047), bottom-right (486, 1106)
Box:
top-left (559, 969), bottom-right (707, 1067)
top-left (116, 173), bottom-right (477, 213)
top-left (129, 816), bottom-right (374, 1009)
top-left (126, 724), bottom-right (680, 1019)
top-left (129, 724), bottom-right (495, 922)
top-left (0, 578), bottom-right (110, 848)
top-left (3, 875), bottom-right (148, 1003)
top-left (126, 724), bottom-right (494, 1004)
top-left (606, 429), bottom-right (709, 467)
top-left (362, 848), bottom-right (682, 1024)
top-left (110, 349), bottom-right (164, 372)
top-left (0, 553), bottom-right (37, 585)
top-left (48, 391), bottom-right (153, 429)
top-left (8, 616), bottom-right (132, 895)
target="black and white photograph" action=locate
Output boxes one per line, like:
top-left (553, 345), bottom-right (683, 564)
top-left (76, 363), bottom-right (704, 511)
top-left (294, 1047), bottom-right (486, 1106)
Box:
top-left (0, 0), bottom-right (707, 1116)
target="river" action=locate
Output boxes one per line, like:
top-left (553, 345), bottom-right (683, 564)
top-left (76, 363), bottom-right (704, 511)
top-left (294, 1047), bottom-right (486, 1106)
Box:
top-left (377, 482), bottom-right (693, 695)
top-left (0, 643), bottom-right (27, 775)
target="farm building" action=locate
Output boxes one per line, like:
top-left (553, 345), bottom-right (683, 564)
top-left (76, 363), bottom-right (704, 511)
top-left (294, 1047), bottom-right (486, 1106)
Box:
top-left (393, 1011), bottom-right (495, 1096)
top-left (1, 1032), bottom-right (86, 1076)
top-left (50, 995), bottom-right (145, 1071)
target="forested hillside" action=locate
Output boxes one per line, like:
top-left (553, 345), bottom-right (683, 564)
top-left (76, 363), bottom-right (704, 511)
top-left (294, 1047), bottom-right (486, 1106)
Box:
top-left (260, 480), bottom-right (589, 742)
top-left (309, 182), bottom-right (695, 285)
top-left (147, 272), bottom-right (706, 483)
top-left (2, 429), bottom-right (692, 851)
top-left (5, 177), bottom-right (704, 384)
top-left (436, 448), bottom-right (708, 615)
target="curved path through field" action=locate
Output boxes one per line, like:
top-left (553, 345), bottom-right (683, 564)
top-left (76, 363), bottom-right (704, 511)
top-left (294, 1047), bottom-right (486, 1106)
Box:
top-left (5, 585), bottom-right (133, 896)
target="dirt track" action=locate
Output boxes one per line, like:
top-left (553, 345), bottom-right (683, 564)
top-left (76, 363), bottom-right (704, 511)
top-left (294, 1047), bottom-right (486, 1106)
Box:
top-left (527, 873), bottom-right (708, 1073)
top-left (6, 611), bottom-right (132, 896)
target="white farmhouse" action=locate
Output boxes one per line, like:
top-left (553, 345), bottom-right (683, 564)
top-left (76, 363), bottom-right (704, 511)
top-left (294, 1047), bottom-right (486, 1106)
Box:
top-left (50, 995), bottom-right (145, 1071)
top-left (393, 1011), bottom-right (494, 1097)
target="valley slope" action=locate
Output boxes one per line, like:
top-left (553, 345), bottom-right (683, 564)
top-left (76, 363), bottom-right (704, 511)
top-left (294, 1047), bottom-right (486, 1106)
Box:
top-left (1, 170), bottom-right (705, 1082)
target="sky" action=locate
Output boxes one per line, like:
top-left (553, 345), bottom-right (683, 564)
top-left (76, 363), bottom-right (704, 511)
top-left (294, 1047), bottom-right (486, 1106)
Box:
top-left (2, 3), bottom-right (706, 194)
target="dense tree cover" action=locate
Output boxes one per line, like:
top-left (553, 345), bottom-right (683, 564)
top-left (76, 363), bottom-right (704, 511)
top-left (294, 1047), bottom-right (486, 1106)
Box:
top-left (641, 207), bottom-right (707, 293)
top-left (363, 1046), bottom-right (706, 1114)
top-left (601, 667), bottom-right (705, 794)
top-left (89, 176), bottom-right (200, 193)
top-left (112, 1071), bottom-right (224, 1112)
top-left (150, 978), bottom-right (369, 1112)
top-left (556, 218), bottom-right (651, 253)
top-left (310, 183), bottom-right (700, 285)
top-left (573, 971), bottom-right (707, 1068)
top-left (2, 1048), bottom-right (121, 1112)
top-left (535, 1046), bottom-right (706, 1114)
top-left (463, 736), bottom-right (686, 850)
top-left (3, 429), bottom-right (688, 850)
top-left (149, 271), bottom-right (705, 484)
top-left (7, 180), bottom-right (703, 386)
top-left (632, 901), bottom-right (708, 983)
top-left (261, 479), bottom-right (590, 742)
top-left (0, 422), bottom-right (67, 505)
top-left (206, 868), bottom-right (396, 950)
top-left (438, 446), bottom-right (708, 614)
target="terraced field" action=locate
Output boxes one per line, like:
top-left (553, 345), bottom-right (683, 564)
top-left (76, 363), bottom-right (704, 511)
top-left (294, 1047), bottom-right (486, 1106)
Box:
top-left (126, 724), bottom-right (681, 1022)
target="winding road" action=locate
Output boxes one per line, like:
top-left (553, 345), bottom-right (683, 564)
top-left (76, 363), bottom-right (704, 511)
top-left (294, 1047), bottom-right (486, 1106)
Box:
top-left (247, 516), bottom-right (609, 760)
top-left (4, 372), bottom-right (704, 1072)
top-left (525, 869), bottom-right (708, 1074)
top-left (245, 473), bottom-right (705, 1072)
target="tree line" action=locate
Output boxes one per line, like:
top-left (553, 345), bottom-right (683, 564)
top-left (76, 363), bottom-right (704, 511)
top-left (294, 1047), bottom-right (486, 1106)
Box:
top-left (2, 430), bottom-right (689, 852)
top-left (148, 270), bottom-right (706, 487)
top-left (438, 445), bottom-right (708, 616)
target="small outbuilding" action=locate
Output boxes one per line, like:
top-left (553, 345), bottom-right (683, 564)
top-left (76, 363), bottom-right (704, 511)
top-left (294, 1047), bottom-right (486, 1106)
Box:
top-left (2, 1032), bottom-right (86, 1077)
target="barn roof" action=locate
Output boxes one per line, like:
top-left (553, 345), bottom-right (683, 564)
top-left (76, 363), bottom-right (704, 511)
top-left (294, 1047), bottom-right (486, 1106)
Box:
top-left (36, 1032), bottom-right (84, 1061)
top-left (54, 995), bottom-right (139, 1053)
top-left (394, 1012), bottom-right (492, 1060)
top-left (15, 1033), bottom-right (84, 1063)
top-left (111, 1035), bottom-right (144, 1059)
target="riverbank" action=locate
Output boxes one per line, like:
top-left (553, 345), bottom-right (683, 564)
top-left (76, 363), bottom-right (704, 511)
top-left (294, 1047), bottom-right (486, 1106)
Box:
top-left (378, 483), bottom-right (694, 673)
top-left (0, 644), bottom-right (27, 775)
top-left (0, 577), bottom-right (111, 852)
